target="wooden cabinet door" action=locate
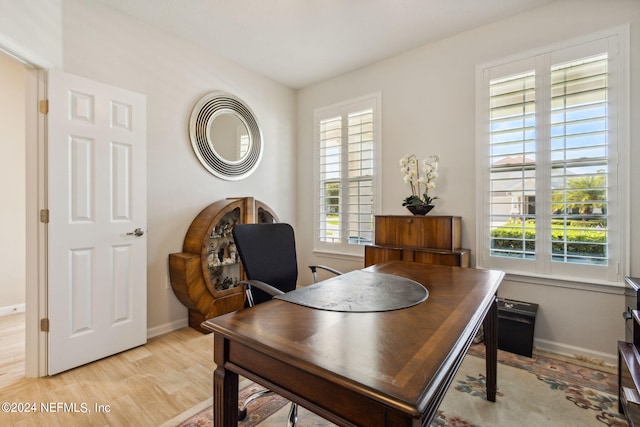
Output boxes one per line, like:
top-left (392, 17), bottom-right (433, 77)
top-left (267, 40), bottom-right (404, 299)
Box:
top-left (394, 217), bottom-right (423, 248)
top-left (420, 216), bottom-right (459, 250)
top-left (375, 216), bottom-right (423, 247)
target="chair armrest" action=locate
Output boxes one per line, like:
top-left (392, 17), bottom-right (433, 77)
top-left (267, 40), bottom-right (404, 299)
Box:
top-left (239, 280), bottom-right (285, 297)
top-left (239, 279), bottom-right (286, 307)
top-left (308, 265), bottom-right (343, 283)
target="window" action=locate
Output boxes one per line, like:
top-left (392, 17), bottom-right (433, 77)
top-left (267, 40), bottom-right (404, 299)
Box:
top-left (476, 28), bottom-right (628, 284)
top-left (314, 94), bottom-right (381, 255)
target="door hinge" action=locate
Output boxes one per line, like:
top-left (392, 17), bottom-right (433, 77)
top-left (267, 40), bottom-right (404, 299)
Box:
top-left (40, 318), bottom-right (49, 332)
top-left (39, 99), bottom-right (49, 114)
top-left (40, 209), bottom-right (49, 223)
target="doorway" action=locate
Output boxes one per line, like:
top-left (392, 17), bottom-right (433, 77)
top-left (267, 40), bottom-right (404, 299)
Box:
top-left (0, 44), bottom-right (148, 379)
top-left (0, 51), bottom-right (27, 386)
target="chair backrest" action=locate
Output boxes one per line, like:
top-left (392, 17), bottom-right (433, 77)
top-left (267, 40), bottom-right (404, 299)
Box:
top-left (232, 223), bottom-right (298, 305)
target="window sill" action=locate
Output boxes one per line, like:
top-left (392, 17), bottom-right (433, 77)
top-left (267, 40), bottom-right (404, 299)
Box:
top-left (492, 270), bottom-right (625, 295)
top-left (312, 249), bottom-right (364, 262)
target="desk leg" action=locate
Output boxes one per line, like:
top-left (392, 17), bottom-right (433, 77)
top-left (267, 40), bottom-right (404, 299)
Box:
top-left (213, 334), bottom-right (239, 427)
top-left (483, 295), bottom-right (498, 402)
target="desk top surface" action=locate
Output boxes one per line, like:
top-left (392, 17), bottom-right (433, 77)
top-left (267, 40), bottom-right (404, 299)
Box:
top-left (203, 261), bottom-right (504, 416)
top-left (274, 269), bottom-right (428, 312)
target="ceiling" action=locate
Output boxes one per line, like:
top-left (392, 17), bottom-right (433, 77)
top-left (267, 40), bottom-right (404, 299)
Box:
top-left (98, 0), bottom-right (553, 89)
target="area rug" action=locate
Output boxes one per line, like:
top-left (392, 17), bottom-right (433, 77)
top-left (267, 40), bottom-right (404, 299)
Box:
top-left (171, 346), bottom-right (629, 426)
top-left (163, 382), bottom-right (289, 427)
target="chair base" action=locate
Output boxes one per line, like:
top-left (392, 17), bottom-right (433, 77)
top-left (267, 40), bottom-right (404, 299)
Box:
top-left (238, 388), bottom-right (298, 427)
top-left (238, 388), bottom-right (274, 420)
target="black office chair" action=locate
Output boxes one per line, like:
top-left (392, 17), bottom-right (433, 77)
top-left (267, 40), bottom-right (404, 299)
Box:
top-left (231, 223), bottom-right (342, 426)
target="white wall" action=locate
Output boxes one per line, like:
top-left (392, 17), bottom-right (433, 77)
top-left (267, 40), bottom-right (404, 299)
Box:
top-left (296, 0), bottom-right (640, 364)
top-left (59, 0), bottom-right (297, 333)
top-left (0, 52), bottom-right (25, 313)
top-left (0, 0), bottom-right (63, 68)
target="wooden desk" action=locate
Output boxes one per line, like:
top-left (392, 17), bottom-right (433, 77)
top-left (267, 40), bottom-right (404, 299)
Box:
top-left (202, 261), bottom-right (504, 426)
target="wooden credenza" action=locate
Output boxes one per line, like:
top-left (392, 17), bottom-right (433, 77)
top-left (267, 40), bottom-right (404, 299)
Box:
top-left (364, 215), bottom-right (470, 268)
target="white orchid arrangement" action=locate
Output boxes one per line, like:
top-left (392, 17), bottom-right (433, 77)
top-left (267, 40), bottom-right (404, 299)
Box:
top-left (400, 154), bottom-right (440, 206)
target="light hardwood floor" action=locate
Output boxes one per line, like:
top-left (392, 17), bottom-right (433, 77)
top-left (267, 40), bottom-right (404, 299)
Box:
top-left (0, 313), bottom-right (25, 389)
top-left (0, 319), bottom-right (215, 427)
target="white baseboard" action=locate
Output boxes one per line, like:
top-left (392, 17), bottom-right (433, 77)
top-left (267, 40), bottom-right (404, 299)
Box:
top-left (0, 303), bottom-right (26, 316)
top-left (146, 317), bottom-right (189, 339)
top-left (0, 304), bottom-right (188, 339)
top-left (534, 337), bottom-right (617, 367)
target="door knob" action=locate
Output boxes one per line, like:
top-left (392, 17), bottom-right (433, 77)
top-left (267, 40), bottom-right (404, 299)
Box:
top-left (127, 228), bottom-right (144, 237)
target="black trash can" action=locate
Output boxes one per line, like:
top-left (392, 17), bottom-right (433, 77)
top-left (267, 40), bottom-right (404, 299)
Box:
top-left (498, 298), bottom-right (538, 357)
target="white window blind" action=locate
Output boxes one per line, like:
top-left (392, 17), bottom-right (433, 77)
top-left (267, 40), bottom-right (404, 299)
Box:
top-left (550, 55), bottom-right (608, 265)
top-left (319, 116), bottom-right (342, 243)
top-left (347, 109), bottom-right (374, 244)
top-left (315, 94), bottom-right (380, 255)
top-left (478, 29), bottom-right (627, 284)
top-left (489, 71), bottom-right (537, 260)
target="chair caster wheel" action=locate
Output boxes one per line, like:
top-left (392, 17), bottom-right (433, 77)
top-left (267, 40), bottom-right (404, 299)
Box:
top-left (239, 408), bottom-right (248, 420)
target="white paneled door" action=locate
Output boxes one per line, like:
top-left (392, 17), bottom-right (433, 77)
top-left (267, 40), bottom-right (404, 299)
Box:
top-left (47, 71), bottom-right (147, 375)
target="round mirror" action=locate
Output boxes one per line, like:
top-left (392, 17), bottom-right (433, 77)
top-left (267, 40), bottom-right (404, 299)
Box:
top-left (208, 110), bottom-right (250, 162)
top-left (189, 92), bottom-right (263, 180)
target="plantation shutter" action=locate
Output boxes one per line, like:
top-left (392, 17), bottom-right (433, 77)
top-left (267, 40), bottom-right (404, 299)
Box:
top-left (488, 71), bottom-right (537, 260)
top-left (549, 54), bottom-right (608, 265)
top-left (347, 109), bottom-right (374, 245)
top-left (478, 30), bottom-right (625, 283)
top-left (318, 109), bottom-right (374, 244)
top-left (319, 116), bottom-right (342, 243)
top-left (315, 94), bottom-right (380, 254)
